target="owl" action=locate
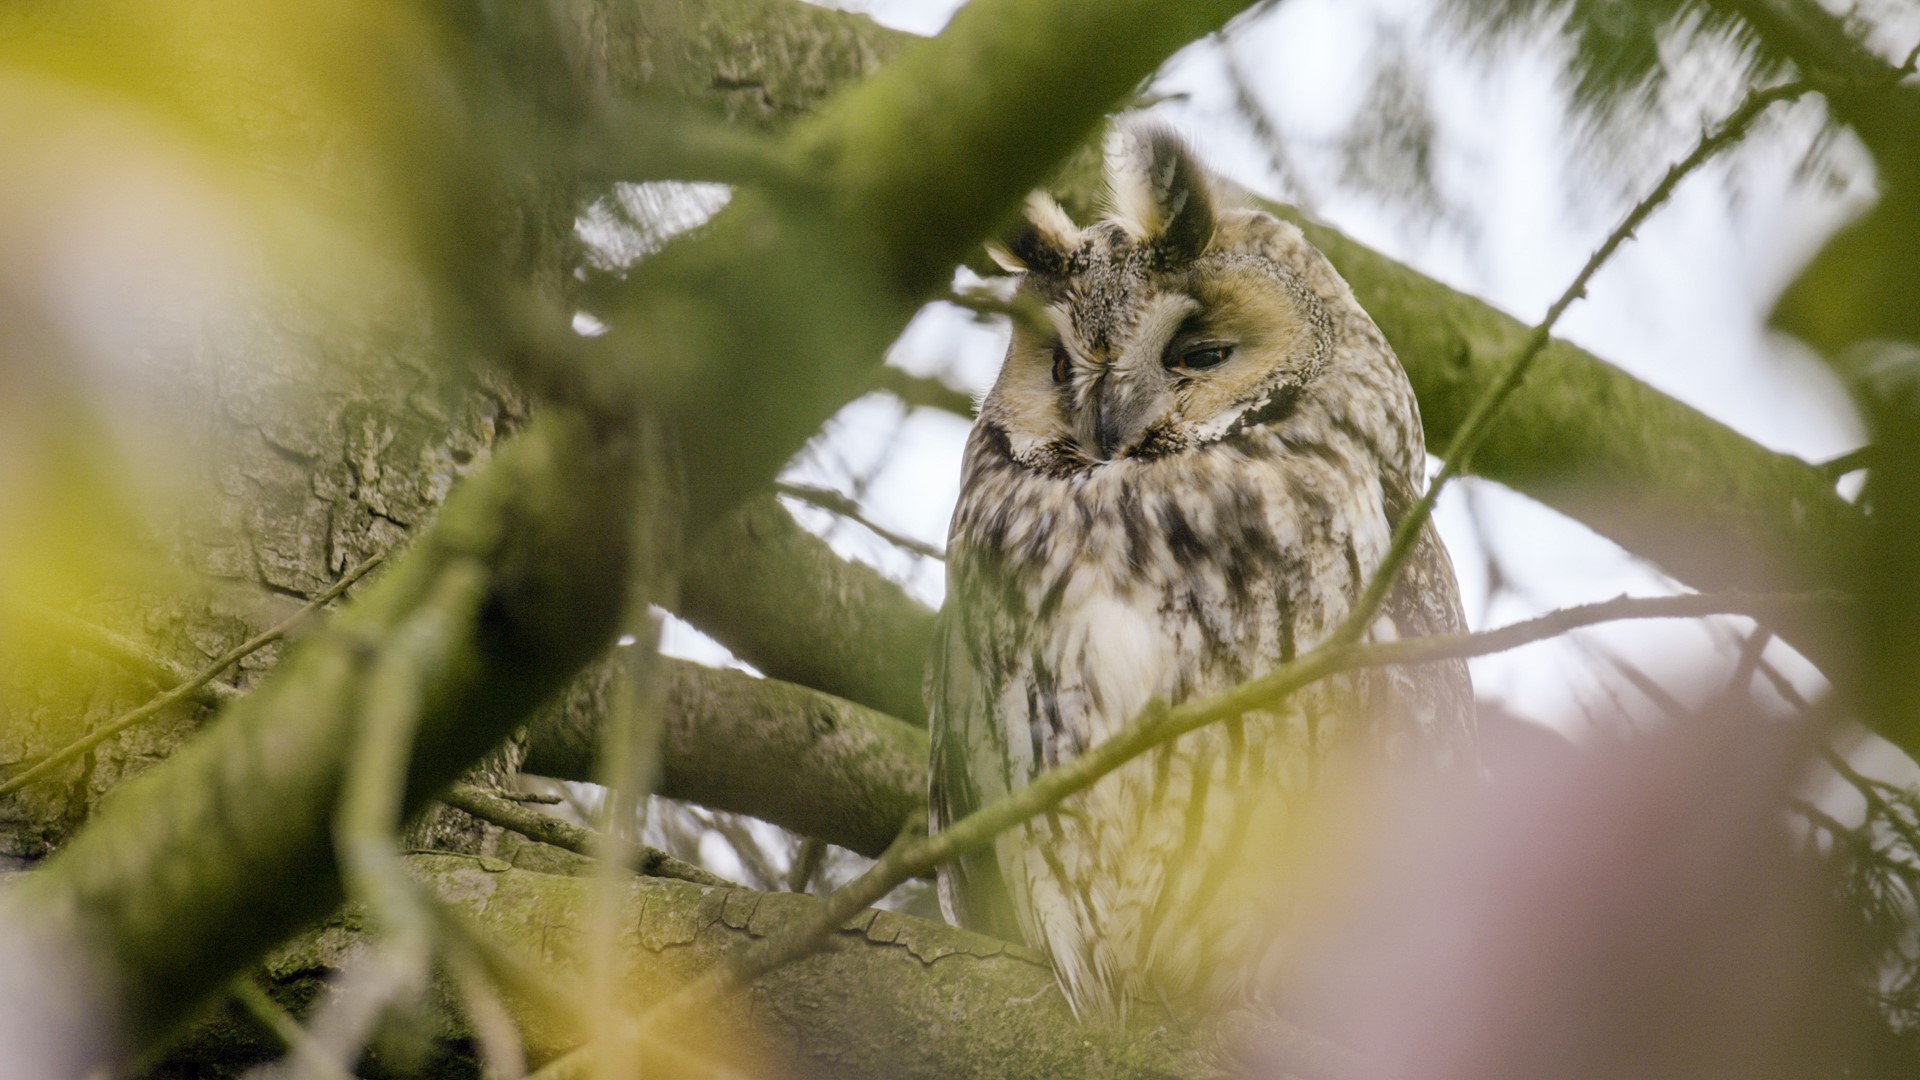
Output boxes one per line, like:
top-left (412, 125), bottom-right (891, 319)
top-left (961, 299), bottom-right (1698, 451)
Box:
top-left (928, 126), bottom-right (1475, 1023)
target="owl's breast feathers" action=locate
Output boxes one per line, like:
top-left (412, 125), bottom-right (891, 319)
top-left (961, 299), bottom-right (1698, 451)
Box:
top-left (932, 126), bottom-right (1471, 1018)
top-left (929, 388), bottom-right (1474, 1018)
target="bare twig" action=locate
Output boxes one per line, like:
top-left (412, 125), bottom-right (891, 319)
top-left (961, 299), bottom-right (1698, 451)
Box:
top-left (947, 283), bottom-right (1051, 335)
top-left (869, 366), bottom-right (977, 417)
top-left (927, 589), bottom-right (1841, 880)
top-left (0, 551), bottom-right (388, 798)
top-left (6, 601), bottom-right (237, 703)
top-left (642, 816), bottom-right (924, 1026)
top-left (311, 564), bottom-right (489, 1079)
top-left (1819, 444), bottom-right (1874, 480)
top-left (440, 783), bottom-right (731, 887)
top-left (1820, 746), bottom-right (1920, 857)
top-left (776, 482), bottom-right (945, 560)
top-left (1327, 77), bottom-right (1814, 653)
top-left (1354, 590), bottom-right (1843, 669)
top-left (512, 588), bottom-right (1836, 1074)
top-left (228, 977), bottom-right (358, 1080)
top-left (788, 836), bottom-right (826, 893)
top-left (1726, 627), bottom-right (1777, 694)
top-left (592, 587), bottom-right (1840, 1062)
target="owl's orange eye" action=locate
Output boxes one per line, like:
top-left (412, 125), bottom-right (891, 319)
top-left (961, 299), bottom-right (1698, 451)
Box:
top-left (1050, 343), bottom-right (1072, 385)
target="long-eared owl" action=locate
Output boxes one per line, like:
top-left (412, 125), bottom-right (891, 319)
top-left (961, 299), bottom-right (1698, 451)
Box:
top-left (928, 125), bottom-right (1475, 1022)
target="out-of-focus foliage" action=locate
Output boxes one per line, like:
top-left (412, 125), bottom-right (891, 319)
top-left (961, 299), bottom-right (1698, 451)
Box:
top-left (1828, 772), bottom-right (1920, 1044)
top-left (1423, 0), bottom-right (1898, 203)
top-left (1444, 0), bottom-right (1771, 116)
top-left (1336, 40), bottom-right (1462, 230)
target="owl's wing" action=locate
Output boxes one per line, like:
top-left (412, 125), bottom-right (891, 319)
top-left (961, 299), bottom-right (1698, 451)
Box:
top-left (1376, 471), bottom-right (1477, 756)
top-left (927, 604), bottom-right (1028, 944)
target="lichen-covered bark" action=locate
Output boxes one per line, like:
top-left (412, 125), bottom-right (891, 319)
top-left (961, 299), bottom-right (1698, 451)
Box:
top-left (0, 262), bottom-right (530, 863)
top-left (2, 413), bottom-right (634, 1063)
top-left (525, 656), bottom-right (929, 858)
top-left (153, 852), bottom-right (1198, 1080)
top-left (0, 0), bottom-right (909, 867)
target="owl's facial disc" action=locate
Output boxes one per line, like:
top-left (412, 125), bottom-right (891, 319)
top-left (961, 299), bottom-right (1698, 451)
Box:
top-left (1072, 292), bottom-right (1204, 460)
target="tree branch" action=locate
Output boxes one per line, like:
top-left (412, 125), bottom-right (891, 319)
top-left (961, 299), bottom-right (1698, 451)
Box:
top-left (440, 783), bottom-right (730, 888)
top-left (677, 495), bottom-right (936, 725)
top-left (523, 656), bottom-right (929, 859)
top-left (156, 854), bottom-right (1202, 1080)
top-left (654, 3), bottom-right (1864, 730)
top-left (869, 365), bottom-right (976, 418)
top-left (1331, 75), bottom-right (1816, 651)
top-left (776, 481), bottom-right (945, 560)
top-left (0, 413), bottom-right (636, 1071)
top-left (0, 551), bottom-right (387, 799)
top-left (0, 4), bottom-right (1266, 1071)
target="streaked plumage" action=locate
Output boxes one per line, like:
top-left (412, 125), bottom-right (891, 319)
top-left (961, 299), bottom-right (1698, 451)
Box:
top-left (928, 126), bottom-right (1475, 1021)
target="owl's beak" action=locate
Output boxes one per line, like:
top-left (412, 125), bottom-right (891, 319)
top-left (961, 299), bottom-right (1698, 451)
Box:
top-left (1087, 369), bottom-right (1168, 460)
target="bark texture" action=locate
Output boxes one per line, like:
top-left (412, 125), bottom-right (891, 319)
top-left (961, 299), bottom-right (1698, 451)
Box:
top-left (3, 413), bottom-right (634, 1061)
top-left (152, 850), bottom-right (1198, 1080)
top-left (679, 496), bottom-right (936, 725)
top-left (525, 656), bottom-right (929, 858)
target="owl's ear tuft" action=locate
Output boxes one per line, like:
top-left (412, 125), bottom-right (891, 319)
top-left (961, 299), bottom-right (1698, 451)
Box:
top-left (988, 191), bottom-right (1080, 274)
top-left (1105, 123), bottom-right (1215, 264)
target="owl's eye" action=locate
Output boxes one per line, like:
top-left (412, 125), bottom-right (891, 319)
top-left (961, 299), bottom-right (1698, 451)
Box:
top-left (1050, 343), bottom-right (1072, 385)
top-left (1166, 342), bottom-right (1234, 373)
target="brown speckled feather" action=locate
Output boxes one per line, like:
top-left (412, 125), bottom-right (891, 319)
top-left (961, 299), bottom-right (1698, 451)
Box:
top-left (930, 125), bottom-right (1474, 1021)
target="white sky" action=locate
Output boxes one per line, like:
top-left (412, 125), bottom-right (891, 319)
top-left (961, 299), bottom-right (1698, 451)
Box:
top-left (655, 0), bottom-right (1889, 742)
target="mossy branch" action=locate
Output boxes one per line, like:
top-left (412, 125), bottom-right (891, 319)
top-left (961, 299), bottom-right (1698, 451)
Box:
top-left (0, 412), bottom-right (636, 1067)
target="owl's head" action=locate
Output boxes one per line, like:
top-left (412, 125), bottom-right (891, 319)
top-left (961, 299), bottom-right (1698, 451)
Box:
top-left (979, 125), bottom-right (1351, 472)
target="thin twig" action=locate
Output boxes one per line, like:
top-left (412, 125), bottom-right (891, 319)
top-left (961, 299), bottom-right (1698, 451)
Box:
top-left (228, 977), bottom-right (359, 1080)
top-left (6, 601), bottom-right (237, 703)
top-left (1818, 444), bottom-right (1874, 480)
top-left (1326, 77), bottom-right (1814, 653)
top-left (1821, 746), bottom-right (1920, 857)
top-left (947, 284), bottom-right (1051, 335)
top-left (869, 366), bottom-right (976, 418)
top-left (621, 588), bottom-right (1839, 1047)
top-left (1726, 626), bottom-right (1776, 694)
top-left (642, 816), bottom-right (924, 1026)
top-left (1349, 589), bottom-right (1843, 669)
top-left (788, 836), bottom-right (826, 893)
top-left (0, 551), bottom-right (388, 798)
top-left (526, 589), bottom-right (1838, 1072)
top-left (441, 783), bottom-right (732, 887)
top-left (933, 589), bottom-right (1839, 877)
top-left (775, 482), bottom-right (945, 560)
